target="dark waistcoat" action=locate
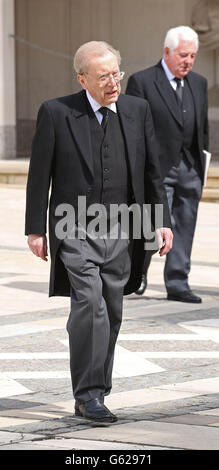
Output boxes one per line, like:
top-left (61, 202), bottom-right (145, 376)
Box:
top-left (87, 103), bottom-right (133, 214)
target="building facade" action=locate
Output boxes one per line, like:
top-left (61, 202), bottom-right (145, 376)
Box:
top-left (0, 0), bottom-right (219, 160)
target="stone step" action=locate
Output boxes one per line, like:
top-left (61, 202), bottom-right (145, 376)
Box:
top-left (201, 166), bottom-right (219, 201)
top-left (201, 187), bottom-right (219, 202)
top-left (0, 160), bottom-right (29, 184)
top-left (204, 167), bottom-right (219, 187)
top-left (0, 160), bottom-right (219, 202)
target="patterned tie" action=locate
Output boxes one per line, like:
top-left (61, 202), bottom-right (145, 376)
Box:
top-left (174, 77), bottom-right (183, 104)
top-left (99, 107), bottom-right (109, 132)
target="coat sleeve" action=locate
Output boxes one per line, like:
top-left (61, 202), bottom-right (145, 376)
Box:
top-left (126, 73), bottom-right (147, 99)
top-left (143, 101), bottom-right (171, 229)
top-left (25, 102), bottom-right (55, 235)
top-left (203, 79), bottom-right (209, 151)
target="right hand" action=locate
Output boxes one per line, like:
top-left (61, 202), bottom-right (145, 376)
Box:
top-left (155, 227), bottom-right (173, 256)
top-left (27, 234), bottom-right (48, 261)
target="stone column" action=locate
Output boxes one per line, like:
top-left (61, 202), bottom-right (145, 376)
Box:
top-left (0, 0), bottom-right (16, 159)
top-left (216, 49), bottom-right (219, 87)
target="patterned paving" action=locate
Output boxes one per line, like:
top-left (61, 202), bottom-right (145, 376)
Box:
top-left (0, 186), bottom-right (219, 449)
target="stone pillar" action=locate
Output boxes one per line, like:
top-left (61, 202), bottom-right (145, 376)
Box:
top-left (0, 0), bottom-right (16, 159)
top-left (216, 49), bottom-right (219, 87)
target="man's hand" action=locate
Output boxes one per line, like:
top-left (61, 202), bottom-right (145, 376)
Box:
top-left (27, 234), bottom-right (48, 261)
top-left (156, 227), bottom-right (173, 256)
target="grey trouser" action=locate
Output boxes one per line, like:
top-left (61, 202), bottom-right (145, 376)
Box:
top-left (59, 230), bottom-right (132, 402)
top-left (164, 156), bottom-right (202, 293)
top-left (142, 156), bottom-right (202, 294)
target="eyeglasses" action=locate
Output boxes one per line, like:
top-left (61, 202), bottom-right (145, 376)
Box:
top-left (82, 71), bottom-right (125, 85)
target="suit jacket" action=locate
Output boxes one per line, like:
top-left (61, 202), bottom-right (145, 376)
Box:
top-left (126, 60), bottom-right (209, 182)
top-left (25, 90), bottom-right (171, 296)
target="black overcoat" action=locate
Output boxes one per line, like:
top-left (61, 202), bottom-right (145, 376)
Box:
top-left (25, 90), bottom-right (171, 296)
top-left (126, 61), bottom-right (209, 181)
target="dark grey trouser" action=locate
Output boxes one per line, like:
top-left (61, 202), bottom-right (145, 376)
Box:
top-left (164, 156), bottom-right (202, 293)
top-left (59, 230), bottom-right (132, 402)
top-left (141, 156), bottom-right (202, 294)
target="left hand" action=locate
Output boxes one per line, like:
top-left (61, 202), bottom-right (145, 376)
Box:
top-left (155, 227), bottom-right (173, 256)
top-left (27, 234), bottom-right (48, 261)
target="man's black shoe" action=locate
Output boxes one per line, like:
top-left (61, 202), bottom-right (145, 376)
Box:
top-left (75, 400), bottom-right (82, 416)
top-left (75, 398), bottom-right (117, 422)
top-left (135, 274), bottom-right (147, 295)
top-left (75, 396), bottom-right (104, 416)
top-left (167, 290), bottom-right (202, 303)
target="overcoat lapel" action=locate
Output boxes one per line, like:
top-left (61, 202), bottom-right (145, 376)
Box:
top-left (66, 91), bottom-right (143, 179)
top-left (116, 95), bottom-right (138, 175)
top-left (186, 73), bottom-right (201, 130)
top-left (154, 63), bottom-right (183, 127)
top-left (66, 91), bottom-right (94, 178)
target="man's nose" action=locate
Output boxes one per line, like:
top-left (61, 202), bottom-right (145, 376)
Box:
top-left (108, 74), bottom-right (117, 85)
top-left (186, 56), bottom-right (194, 65)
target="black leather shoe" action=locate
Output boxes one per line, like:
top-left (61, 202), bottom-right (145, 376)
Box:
top-left (75, 396), bottom-right (104, 416)
top-left (75, 400), bottom-right (82, 417)
top-left (135, 274), bottom-right (147, 295)
top-left (167, 290), bottom-right (202, 303)
top-left (76, 398), bottom-right (117, 422)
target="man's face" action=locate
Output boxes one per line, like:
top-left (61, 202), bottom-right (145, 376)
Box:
top-left (164, 39), bottom-right (197, 78)
top-left (77, 52), bottom-right (121, 106)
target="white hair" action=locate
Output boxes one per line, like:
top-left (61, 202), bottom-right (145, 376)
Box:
top-left (164, 26), bottom-right (199, 52)
top-left (73, 41), bottom-right (121, 74)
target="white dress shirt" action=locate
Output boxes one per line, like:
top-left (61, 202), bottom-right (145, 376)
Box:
top-left (161, 58), bottom-right (184, 90)
top-left (86, 90), bottom-right (117, 125)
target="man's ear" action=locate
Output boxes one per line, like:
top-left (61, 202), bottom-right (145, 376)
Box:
top-left (163, 46), bottom-right (170, 60)
top-left (77, 74), bottom-right (87, 90)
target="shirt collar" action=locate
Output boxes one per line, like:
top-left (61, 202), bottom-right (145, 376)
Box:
top-left (161, 58), bottom-right (175, 81)
top-left (161, 59), bottom-right (184, 86)
top-left (86, 90), bottom-right (117, 114)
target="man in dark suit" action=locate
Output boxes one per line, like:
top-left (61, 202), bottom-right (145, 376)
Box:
top-left (126, 26), bottom-right (209, 303)
top-left (25, 41), bottom-right (172, 422)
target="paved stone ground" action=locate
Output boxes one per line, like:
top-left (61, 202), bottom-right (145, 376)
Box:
top-left (0, 185), bottom-right (219, 453)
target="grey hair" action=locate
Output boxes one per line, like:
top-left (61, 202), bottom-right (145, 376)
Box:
top-left (164, 26), bottom-right (199, 52)
top-left (73, 41), bottom-right (121, 74)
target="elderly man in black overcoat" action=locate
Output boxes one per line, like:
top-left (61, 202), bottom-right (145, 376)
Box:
top-left (25, 41), bottom-right (172, 422)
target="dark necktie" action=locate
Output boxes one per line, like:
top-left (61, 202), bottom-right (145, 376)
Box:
top-left (99, 107), bottom-right (109, 132)
top-left (174, 77), bottom-right (183, 104)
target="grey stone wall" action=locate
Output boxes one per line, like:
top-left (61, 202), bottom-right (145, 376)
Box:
top-left (14, 0), bottom-right (219, 159)
top-left (0, 126), bottom-right (16, 160)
